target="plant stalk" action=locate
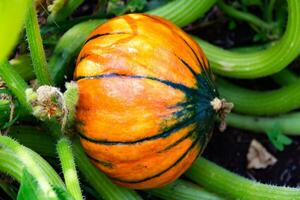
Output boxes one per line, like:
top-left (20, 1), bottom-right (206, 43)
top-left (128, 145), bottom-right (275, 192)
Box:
top-left (57, 137), bottom-right (83, 200)
top-left (25, 2), bottom-right (53, 85)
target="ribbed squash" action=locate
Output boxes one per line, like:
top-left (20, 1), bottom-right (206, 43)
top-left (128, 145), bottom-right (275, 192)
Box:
top-left (74, 13), bottom-right (219, 189)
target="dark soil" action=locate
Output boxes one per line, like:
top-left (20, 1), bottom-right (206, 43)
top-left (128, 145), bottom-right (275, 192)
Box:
top-left (204, 128), bottom-right (300, 187)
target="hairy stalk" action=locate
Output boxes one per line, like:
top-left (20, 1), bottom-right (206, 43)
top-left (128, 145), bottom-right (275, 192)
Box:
top-left (186, 158), bottom-right (300, 200)
top-left (226, 112), bottom-right (300, 135)
top-left (57, 137), bottom-right (83, 200)
top-left (194, 0), bottom-right (300, 78)
top-left (0, 136), bottom-right (64, 199)
top-left (148, 0), bottom-right (216, 27)
top-left (149, 179), bottom-right (224, 200)
top-left (217, 78), bottom-right (300, 115)
top-left (218, 0), bottom-right (273, 31)
top-left (72, 140), bottom-right (143, 200)
top-left (25, 2), bottom-right (53, 85)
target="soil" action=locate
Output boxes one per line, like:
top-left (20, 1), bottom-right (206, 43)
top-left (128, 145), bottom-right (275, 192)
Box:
top-left (204, 127), bottom-right (300, 187)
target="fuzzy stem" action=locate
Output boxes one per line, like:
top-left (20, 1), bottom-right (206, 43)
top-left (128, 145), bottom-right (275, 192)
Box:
top-left (225, 112), bottom-right (300, 135)
top-left (194, 0), bottom-right (300, 78)
top-left (186, 158), bottom-right (300, 200)
top-left (148, 0), bottom-right (216, 27)
top-left (149, 179), bottom-right (224, 200)
top-left (0, 60), bottom-right (32, 112)
top-left (25, 2), bottom-right (53, 86)
top-left (57, 137), bottom-right (83, 200)
top-left (72, 140), bottom-right (143, 200)
top-left (64, 82), bottom-right (79, 127)
top-left (217, 77), bottom-right (300, 115)
top-left (218, 0), bottom-right (274, 31)
top-left (0, 136), bottom-right (61, 199)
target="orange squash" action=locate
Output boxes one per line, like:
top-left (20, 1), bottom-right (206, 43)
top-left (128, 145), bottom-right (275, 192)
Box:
top-left (74, 13), bottom-right (219, 189)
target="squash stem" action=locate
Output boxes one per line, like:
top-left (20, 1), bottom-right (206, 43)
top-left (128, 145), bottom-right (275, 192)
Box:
top-left (149, 179), bottom-right (225, 200)
top-left (25, 2), bottom-right (53, 86)
top-left (57, 137), bottom-right (83, 200)
top-left (0, 136), bottom-right (62, 199)
top-left (210, 97), bottom-right (233, 132)
top-left (186, 158), bottom-right (300, 200)
top-left (217, 0), bottom-right (274, 31)
top-left (226, 112), bottom-right (300, 135)
top-left (72, 140), bottom-right (143, 200)
top-left (194, 0), bottom-right (300, 78)
top-left (217, 77), bottom-right (300, 115)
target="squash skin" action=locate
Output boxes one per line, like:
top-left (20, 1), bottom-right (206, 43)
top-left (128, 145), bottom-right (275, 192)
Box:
top-left (74, 14), bottom-right (218, 189)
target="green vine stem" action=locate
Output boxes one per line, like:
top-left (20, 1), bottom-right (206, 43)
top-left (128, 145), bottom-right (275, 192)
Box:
top-left (217, 78), bottom-right (300, 115)
top-left (149, 179), bottom-right (224, 200)
top-left (0, 60), bottom-right (32, 112)
top-left (217, 0), bottom-right (274, 31)
top-left (148, 0), bottom-right (216, 27)
top-left (25, 2), bottom-right (53, 86)
top-left (226, 112), bottom-right (300, 135)
top-left (0, 136), bottom-right (65, 199)
top-left (193, 0), bottom-right (300, 78)
top-left (0, 149), bottom-right (23, 181)
top-left (57, 137), bottom-right (83, 200)
top-left (72, 140), bottom-right (143, 200)
top-left (186, 158), bottom-right (300, 200)
top-left (271, 69), bottom-right (298, 86)
top-left (48, 0), bottom-right (84, 23)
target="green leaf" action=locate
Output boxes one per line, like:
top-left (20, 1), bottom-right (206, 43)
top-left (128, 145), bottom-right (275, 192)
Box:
top-left (0, 0), bottom-right (31, 61)
top-left (266, 125), bottom-right (292, 151)
top-left (17, 169), bottom-right (48, 200)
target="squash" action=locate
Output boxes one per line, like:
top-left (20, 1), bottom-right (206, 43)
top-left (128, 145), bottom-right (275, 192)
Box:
top-left (74, 13), bottom-right (220, 189)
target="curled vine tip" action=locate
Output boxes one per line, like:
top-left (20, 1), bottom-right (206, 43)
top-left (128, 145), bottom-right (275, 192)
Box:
top-left (210, 97), bottom-right (234, 132)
